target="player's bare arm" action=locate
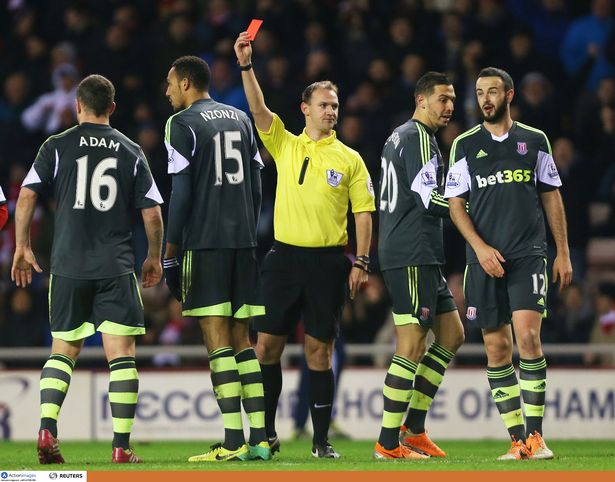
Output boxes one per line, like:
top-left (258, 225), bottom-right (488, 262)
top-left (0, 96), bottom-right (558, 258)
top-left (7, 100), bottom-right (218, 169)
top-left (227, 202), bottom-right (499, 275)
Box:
top-left (141, 205), bottom-right (163, 288)
top-left (348, 211), bottom-right (372, 300)
top-left (540, 189), bottom-right (572, 290)
top-left (449, 197), bottom-right (505, 278)
top-left (234, 32), bottom-right (274, 132)
top-left (11, 187), bottom-right (42, 287)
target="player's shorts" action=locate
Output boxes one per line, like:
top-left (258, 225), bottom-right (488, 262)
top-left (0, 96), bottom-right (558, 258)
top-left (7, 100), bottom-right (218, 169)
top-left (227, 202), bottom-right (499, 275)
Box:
top-left (182, 248), bottom-right (265, 319)
top-left (463, 256), bottom-right (548, 330)
top-left (49, 273), bottom-right (145, 341)
top-left (382, 265), bottom-right (457, 328)
top-left (254, 241), bottom-right (352, 342)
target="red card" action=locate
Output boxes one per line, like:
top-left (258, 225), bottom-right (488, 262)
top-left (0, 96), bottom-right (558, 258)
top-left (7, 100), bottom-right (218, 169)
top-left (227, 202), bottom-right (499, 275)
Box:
top-left (246, 19), bottom-right (263, 41)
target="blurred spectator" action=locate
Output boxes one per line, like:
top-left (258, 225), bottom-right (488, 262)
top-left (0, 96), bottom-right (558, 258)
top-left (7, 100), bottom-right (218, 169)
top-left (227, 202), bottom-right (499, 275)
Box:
top-left (560, 0), bottom-right (615, 91)
top-left (344, 275), bottom-right (390, 345)
top-left (261, 56), bottom-right (300, 131)
top-left (507, 0), bottom-right (571, 57)
top-left (0, 288), bottom-right (47, 347)
top-left (548, 283), bottom-right (594, 343)
top-left (550, 138), bottom-right (590, 278)
top-left (20, 63), bottom-right (78, 135)
top-left (0, 72), bottom-right (30, 123)
top-left (303, 50), bottom-right (334, 84)
top-left (395, 53), bottom-right (426, 110)
top-left (345, 81), bottom-right (388, 148)
top-left (574, 76), bottom-right (615, 156)
top-left (586, 282), bottom-right (615, 366)
top-left (209, 57), bottom-right (249, 112)
top-left (438, 12), bottom-right (464, 77)
top-left (467, 0), bottom-right (511, 60)
top-left (337, 6), bottom-right (376, 89)
top-left (338, 114), bottom-right (380, 178)
top-left (459, 40), bottom-right (486, 126)
top-left (517, 72), bottom-right (560, 138)
top-left (503, 28), bottom-right (562, 89)
top-left (384, 18), bottom-right (422, 67)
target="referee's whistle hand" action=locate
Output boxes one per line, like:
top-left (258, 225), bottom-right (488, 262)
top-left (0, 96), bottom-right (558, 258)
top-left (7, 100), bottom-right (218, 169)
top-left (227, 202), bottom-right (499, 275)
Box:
top-left (348, 267), bottom-right (368, 300)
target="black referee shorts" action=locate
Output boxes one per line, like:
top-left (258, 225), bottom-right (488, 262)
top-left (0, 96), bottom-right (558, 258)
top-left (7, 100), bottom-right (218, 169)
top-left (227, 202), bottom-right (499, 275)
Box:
top-left (254, 241), bottom-right (352, 342)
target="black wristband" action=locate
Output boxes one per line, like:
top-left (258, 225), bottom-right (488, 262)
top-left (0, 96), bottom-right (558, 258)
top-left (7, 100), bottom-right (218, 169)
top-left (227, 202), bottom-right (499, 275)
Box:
top-left (239, 63), bottom-right (253, 71)
top-left (353, 261), bottom-right (370, 273)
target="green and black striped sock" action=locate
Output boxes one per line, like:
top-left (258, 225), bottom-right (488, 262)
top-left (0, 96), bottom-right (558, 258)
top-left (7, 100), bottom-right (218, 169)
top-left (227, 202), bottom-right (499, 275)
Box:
top-left (487, 363), bottom-right (525, 442)
top-left (108, 357), bottom-right (139, 449)
top-left (40, 354), bottom-right (75, 437)
top-left (235, 347), bottom-right (267, 445)
top-left (378, 354), bottom-right (417, 450)
top-left (519, 356), bottom-right (547, 437)
top-left (210, 346), bottom-right (244, 450)
top-left (405, 342), bottom-right (454, 434)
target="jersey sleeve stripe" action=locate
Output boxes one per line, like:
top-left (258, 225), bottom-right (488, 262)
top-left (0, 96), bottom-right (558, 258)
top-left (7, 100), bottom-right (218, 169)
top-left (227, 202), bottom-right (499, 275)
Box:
top-left (188, 125), bottom-right (197, 156)
top-left (515, 122), bottom-right (552, 155)
top-left (449, 125), bottom-right (481, 167)
top-left (164, 106), bottom-right (191, 144)
top-left (22, 165), bottom-right (42, 186)
top-left (54, 148), bottom-right (59, 179)
top-left (417, 124), bottom-right (430, 165)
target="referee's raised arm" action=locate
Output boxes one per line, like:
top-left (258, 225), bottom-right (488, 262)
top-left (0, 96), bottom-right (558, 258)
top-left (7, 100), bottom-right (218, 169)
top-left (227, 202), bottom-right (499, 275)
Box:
top-left (234, 32), bottom-right (273, 132)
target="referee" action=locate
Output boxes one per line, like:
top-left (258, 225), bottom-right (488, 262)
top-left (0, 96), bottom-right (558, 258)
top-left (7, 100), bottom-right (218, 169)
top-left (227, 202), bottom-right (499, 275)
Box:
top-left (235, 33), bottom-right (375, 459)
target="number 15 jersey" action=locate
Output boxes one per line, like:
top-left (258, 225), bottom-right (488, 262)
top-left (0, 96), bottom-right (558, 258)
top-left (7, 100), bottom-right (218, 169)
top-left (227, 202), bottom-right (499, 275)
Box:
top-left (23, 122), bottom-right (163, 279)
top-left (165, 98), bottom-right (263, 250)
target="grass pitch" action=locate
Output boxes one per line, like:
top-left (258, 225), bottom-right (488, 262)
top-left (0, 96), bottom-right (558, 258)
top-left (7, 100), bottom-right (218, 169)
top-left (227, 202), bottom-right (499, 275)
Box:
top-left (1, 439), bottom-right (614, 471)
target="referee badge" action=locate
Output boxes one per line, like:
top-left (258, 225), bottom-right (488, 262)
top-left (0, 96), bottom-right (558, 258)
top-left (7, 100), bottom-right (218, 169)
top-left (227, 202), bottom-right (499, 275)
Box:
top-left (326, 169), bottom-right (343, 187)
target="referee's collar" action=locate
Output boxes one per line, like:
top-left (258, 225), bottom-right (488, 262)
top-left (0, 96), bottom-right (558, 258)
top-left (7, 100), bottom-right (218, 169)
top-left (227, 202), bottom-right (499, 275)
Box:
top-left (299, 128), bottom-right (337, 145)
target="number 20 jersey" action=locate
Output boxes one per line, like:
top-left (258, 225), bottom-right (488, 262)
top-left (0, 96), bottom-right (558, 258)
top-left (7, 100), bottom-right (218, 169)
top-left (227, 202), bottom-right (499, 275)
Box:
top-left (23, 122), bottom-right (163, 279)
top-left (444, 122), bottom-right (562, 264)
top-left (165, 98), bottom-right (263, 250)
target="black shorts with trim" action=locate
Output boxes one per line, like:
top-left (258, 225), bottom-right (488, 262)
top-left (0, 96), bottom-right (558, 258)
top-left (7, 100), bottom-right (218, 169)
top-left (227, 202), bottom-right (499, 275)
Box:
top-left (382, 265), bottom-right (456, 328)
top-left (254, 241), bottom-right (352, 342)
top-left (49, 273), bottom-right (144, 341)
top-left (181, 248), bottom-right (264, 319)
top-left (463, 255), bottom-right (548, 329)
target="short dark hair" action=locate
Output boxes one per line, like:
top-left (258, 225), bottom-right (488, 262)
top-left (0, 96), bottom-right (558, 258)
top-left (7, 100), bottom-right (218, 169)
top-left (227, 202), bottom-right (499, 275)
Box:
top-left (77, 74), bottom-right (115, 116)
top-left (171, 55), bottom-right (211, 91)
top-left (302, 80), bottom-right (338, 103)
top-left (414, 71), bottom-right (452, 97)
top-left (478, 67), bottom-right (514, 92)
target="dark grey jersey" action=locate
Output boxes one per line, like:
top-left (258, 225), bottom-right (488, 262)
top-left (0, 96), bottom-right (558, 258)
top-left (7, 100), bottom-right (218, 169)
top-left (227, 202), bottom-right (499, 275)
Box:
top-left (444, 122), bottom-right (561, 264)
top-left (165, 98), bottom-right (262, 249)
top-left (23, 123), bottom-right (163, 279)
top-left (378, 119), bottom-right (449, 270)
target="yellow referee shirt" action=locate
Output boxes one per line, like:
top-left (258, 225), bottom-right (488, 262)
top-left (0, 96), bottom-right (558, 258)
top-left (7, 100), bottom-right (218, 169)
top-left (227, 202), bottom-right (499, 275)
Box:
top-left (257, 114), bottom-right (375, 247)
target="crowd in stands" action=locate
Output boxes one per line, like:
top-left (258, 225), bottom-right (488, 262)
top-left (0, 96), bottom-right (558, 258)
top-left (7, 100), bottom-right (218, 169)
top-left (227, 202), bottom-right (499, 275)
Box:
top-left (0, 0), bottom-right (614, 366)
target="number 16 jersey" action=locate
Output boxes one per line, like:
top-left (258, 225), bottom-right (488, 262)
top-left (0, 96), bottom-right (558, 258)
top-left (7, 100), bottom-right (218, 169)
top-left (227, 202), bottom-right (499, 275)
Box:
top-left (23, 122), bottom-right (163, 279)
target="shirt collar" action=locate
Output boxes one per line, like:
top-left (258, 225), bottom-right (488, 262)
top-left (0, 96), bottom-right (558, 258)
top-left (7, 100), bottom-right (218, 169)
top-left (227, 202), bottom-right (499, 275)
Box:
top-left (412, 119), bottom-right (435, 136)
top-left (299, 128), bottom-right (337, 146)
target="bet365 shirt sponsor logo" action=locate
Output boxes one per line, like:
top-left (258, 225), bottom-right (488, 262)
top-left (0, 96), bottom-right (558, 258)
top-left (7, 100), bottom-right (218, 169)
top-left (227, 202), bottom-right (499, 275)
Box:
top-left (475, 169), bottom-right (532, 188)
